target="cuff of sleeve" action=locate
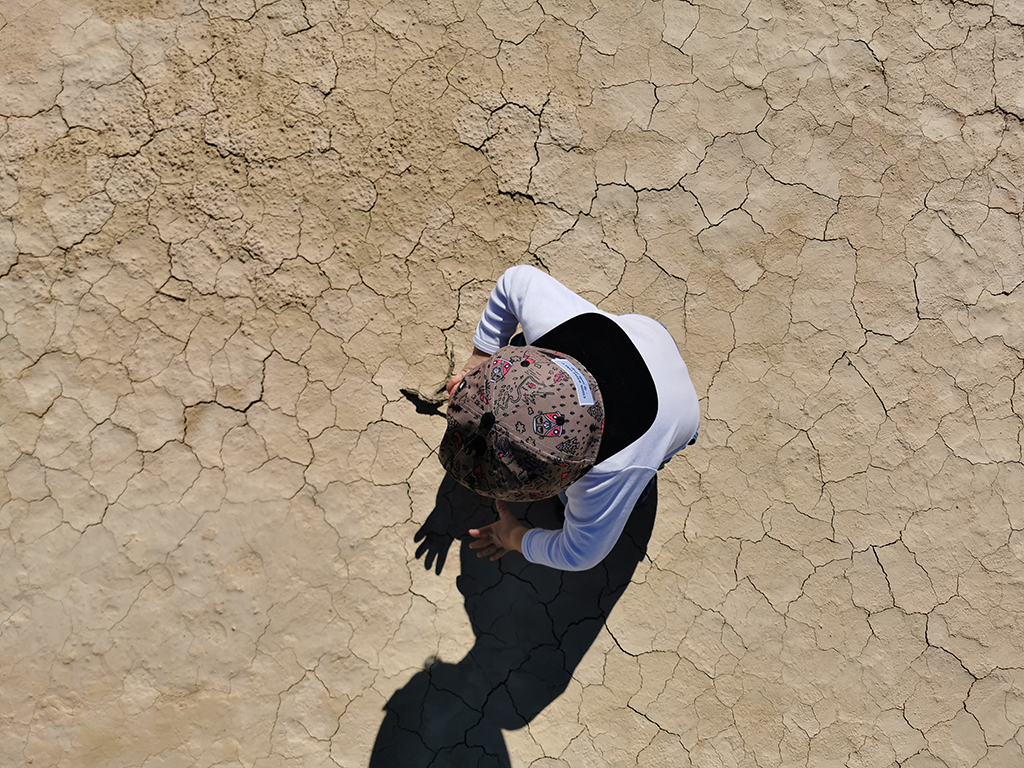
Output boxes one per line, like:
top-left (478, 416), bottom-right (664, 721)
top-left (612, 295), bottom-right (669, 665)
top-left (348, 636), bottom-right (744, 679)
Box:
top-left (520, 528), bottom-right (537, 562)
top-left (471, 331), bottom-right (501, 355)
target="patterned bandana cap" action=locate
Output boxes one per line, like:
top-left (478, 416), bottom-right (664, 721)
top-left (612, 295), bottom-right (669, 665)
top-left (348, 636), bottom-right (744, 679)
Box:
top-left (439, 345), bottom-right (605, 501)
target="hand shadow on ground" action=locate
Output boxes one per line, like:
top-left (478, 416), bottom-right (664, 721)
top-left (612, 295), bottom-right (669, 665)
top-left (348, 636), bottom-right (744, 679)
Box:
top-left (369, 474), bottom-right (658, 767)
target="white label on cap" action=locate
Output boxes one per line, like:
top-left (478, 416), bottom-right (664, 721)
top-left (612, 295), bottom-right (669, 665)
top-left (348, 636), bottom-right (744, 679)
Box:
top-left (553, 359), bottom-right (594, 406)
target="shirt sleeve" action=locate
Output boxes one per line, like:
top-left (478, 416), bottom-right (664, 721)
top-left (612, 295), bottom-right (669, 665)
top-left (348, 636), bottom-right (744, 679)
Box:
top-left (472, 264), bottom-right (600, 354)
top-left (520, 466), bottom-right (656, 571)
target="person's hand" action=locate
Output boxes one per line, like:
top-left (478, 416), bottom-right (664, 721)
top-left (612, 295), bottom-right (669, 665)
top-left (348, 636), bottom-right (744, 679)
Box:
top-left (468, 500), bottom-right (528, 561)
top-left (446, 346), bottom-right (491, 400)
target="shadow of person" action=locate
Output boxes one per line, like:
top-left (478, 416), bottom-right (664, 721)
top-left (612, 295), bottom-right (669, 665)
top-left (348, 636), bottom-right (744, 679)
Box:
top-left (369, 474), bottom-right (658, 767)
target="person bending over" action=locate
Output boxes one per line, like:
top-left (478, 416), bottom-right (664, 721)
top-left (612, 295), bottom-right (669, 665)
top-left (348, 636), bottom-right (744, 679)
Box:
top-left (439, 265), bottom-right (699, 571)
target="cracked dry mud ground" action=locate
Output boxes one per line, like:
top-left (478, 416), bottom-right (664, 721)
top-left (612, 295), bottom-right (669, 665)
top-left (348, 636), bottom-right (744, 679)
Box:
top-left (1, 0), bottom-right (1023, 765)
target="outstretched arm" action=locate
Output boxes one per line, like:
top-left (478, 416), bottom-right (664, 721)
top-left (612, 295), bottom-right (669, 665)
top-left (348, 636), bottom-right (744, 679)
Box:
top-left (449, 265), bottom-right (598, 397)
top-left (520, 467), bottom-right (655, 571)
top-left (473, 265), bottom-right (600, 354)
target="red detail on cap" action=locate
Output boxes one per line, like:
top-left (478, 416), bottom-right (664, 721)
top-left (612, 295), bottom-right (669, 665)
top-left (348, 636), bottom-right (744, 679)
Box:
top-left (491, 359), bottom-right (512, 380)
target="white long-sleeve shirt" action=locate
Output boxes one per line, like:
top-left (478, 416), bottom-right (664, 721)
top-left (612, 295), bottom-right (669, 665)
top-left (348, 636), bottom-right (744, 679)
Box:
top-left (470, 265), bottom-right (700, 571)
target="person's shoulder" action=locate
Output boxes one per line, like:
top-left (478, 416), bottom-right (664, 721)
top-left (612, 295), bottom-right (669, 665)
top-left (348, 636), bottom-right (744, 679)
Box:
top-left (497, 264), bottom-right (570, 298)
top-left (501, 264), bottom-right (547, 281)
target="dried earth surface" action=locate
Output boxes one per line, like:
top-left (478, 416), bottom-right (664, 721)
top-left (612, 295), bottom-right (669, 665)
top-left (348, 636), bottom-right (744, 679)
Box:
top-left (1, 0), bottom-right (1023, 765)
